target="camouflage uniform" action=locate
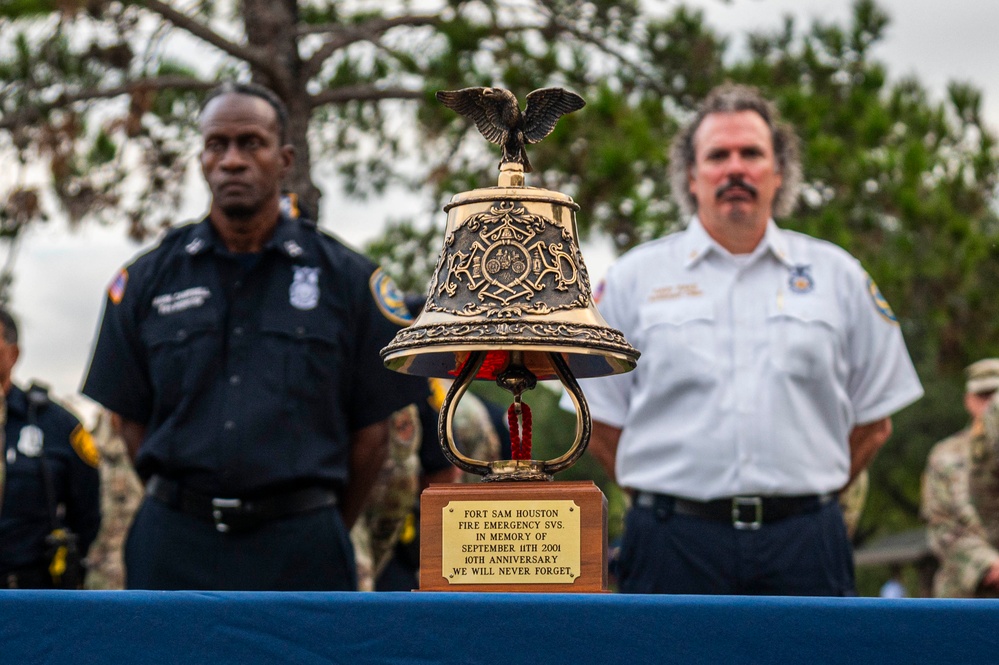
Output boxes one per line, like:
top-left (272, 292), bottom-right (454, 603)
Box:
top-left (84, 412), bottom-right (143, 590)
top-left (451, 388), bottom-right (502, 484)
top-left (350, 404), bottom-right (421, 591)
top-left (838, 468), bottom-right (868, 540)
top-left (352, 377), bottom-right (506, 590)
top-left (921, 422), bottom-right (999, 598)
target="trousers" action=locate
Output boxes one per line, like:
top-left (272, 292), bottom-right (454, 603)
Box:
top-left (125, 496), bottom-right (357, 591)
top-left (618, 495), bottom-right (855, 595)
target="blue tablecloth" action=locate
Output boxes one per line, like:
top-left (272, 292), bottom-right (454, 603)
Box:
top-left (1, 591), bottom-right (996, 664)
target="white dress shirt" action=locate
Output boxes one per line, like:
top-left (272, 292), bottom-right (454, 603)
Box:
top-left (576, 216), bottom-right (923, 500)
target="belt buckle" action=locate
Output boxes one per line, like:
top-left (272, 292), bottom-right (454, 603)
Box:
top-left (211, 497), bottom-right (242, 533)
top-left (732, 496), bottom-right (762, 530)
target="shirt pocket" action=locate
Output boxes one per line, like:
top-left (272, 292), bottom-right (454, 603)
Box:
top-left (141, 310), bottom-right (219, 410)
top-left (637, 298), bottom-right (718, 373)
top-left (258, 314), bottom-right (347, 404)
top-left (766, 297), bottom-right (841, 379)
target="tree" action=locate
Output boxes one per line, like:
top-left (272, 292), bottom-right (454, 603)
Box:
top-left (0, 1), bottom-right (681, 230)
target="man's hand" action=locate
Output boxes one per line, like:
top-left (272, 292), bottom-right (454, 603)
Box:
top-left (981, 561), bottom-right (999, 590)
top-left (590, 421), bottom-right (623, 482)
top-left (114, 414), bottom-right (147, 464)
top-left (342, 419), bottom-right (391, 529)
top-left (848, 417), bottom-right (892, 483)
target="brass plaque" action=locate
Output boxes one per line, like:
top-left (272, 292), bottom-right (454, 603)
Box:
top-left (441, 500), bottom-right (581, 585)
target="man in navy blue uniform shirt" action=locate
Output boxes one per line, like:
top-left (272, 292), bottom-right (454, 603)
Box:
top-left (82, 82), bottom-right (426, 590)
top-left (0, 309), bottom-right (100, 588)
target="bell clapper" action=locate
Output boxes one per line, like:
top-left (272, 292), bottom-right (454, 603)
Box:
top-left (496, 352), bottom-right (538, 461)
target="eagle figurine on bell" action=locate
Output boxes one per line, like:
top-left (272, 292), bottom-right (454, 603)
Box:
top-left (381, 87), bottom-right (639, 482)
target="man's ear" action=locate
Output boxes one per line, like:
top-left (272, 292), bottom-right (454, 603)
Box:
top-left (281, 144), bottom-right (295, 175)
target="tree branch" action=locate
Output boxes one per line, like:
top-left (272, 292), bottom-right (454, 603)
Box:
top-left (309, 85), bottom-right (425, 107)
top-left (0, 76), bottom-right (215, 131)
top-left (527, 0), bottom-right (671, 97)
top-left (303, 14), bottom-right (440, 80)
top-left (138, 0), bottom-right (277, 79)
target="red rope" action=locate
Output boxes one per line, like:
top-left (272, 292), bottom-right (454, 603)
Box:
top-left (507, 401), bottom-right (533, 460)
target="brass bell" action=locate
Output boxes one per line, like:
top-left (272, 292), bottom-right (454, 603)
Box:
top-left (382, 163), bottom-right (637, 382)
top-left (382, 163), bottom-right (639, 481)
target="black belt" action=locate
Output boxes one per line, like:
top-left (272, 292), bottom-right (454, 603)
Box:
top-left (634, 491), bottom-right (833, 530)
top-left (147, 476), bottom-right (338, 533)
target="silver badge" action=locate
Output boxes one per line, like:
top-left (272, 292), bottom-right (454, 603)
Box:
top-left (185, 238), bottom-right (205, 254)
top-left (284, 240), bottom-right (303, 257)
top-left (289, 266), bottom-right (320, 310)
top-left (17, 425), bottom-right (43, 457)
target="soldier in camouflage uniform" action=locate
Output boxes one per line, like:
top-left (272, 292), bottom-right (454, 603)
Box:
top-left (351, 379), bottom-right (503, 591)
top-left (84, 411), bottom-right (144, 590)
top-left (921, 359), bottom-right (999, 598)
top-left (446, 379), bottom-right (503, 484)
top-left (838, 468), bottom-right (868, 540)
top-left (350, 404), bottom-right (421, 591)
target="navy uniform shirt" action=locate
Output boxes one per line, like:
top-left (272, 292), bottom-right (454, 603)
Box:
top-left (0, 385), bottom-right (101, 573)
top-left (82, 214), bottom-right (427, 498)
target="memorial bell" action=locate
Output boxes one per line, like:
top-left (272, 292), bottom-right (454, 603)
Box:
top-left (381, 87), bottom-right (639, 481)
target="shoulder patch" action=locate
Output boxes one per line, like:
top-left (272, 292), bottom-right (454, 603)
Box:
top-left (427, 378), bottom-right (447, 413)
top-left (70, 424), bottom-right (100, 468)
top-left (866, 273), bottom-right (897, 324)
top-left (369, 268), bottom-right (413, 326)
top-left (108, 269), bottom-right (128, 305)
top-left (593, 279), bottom-right (606, 304)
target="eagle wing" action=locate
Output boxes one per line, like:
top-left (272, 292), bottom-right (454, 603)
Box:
top-left (435, 88), bottom-right (509, 146)
top-left (522, 88), bottom-right (585, 144)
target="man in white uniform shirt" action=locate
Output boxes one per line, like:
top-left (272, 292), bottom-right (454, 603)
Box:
top-left (581, 84), bottom-right (923, 595)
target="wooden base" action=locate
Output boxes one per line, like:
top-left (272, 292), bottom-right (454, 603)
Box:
top-left (419, 480), bottom-right (607, 592)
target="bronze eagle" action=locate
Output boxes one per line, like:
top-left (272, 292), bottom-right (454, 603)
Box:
top-left (435, 87), bottom-right (585, 173)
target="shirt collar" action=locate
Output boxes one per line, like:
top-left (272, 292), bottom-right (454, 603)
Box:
top-left (682, 216), bottom-right (794, 269)
top-left (184, 213), bottom-right (315, 262)
top-left (5, 383), bottom-right (27, 418)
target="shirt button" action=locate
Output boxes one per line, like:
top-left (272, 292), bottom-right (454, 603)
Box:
top-left (296, 326), bottom-right (306, 337)
top-left (234, 280), bottom-right (242, 289)
top-left (233, 326), bottom-right (244, 336)
top-left (224, 420), bottom-right (235, 431)
top-left (176, 330), bottom-right (188, 341)
top-left (229, 375), bottom-right (241, 386)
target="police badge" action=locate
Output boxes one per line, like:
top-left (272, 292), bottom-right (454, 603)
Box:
top-left (17, 425), bottom-right (44, 457)
top-left (289, 266), bottom-right (320, 310)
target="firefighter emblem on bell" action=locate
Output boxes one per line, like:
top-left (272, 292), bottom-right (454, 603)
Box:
top-left (431, 200), bottom-right (585, 318)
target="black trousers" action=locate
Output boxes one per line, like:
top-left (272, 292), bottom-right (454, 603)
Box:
top-left (125, 496), bottom-right (357, 591)
top-left (618, 497), bottom-right (855, 596)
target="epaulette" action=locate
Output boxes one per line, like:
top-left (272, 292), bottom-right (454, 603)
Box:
top-left (26, 382), bottom-right (51, 410)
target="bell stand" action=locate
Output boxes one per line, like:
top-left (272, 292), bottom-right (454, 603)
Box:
top-left (437, 349), bottom-right (592, 482)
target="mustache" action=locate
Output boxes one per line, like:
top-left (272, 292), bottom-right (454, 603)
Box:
top-left (716, 177), bottom-right (758, 200)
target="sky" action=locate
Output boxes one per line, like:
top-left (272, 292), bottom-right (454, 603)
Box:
top-left (9, 0), bottom-right (999, 422)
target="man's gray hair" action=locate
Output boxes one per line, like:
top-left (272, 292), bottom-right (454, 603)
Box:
top-left (668, 83), bottom-right (802, 219)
